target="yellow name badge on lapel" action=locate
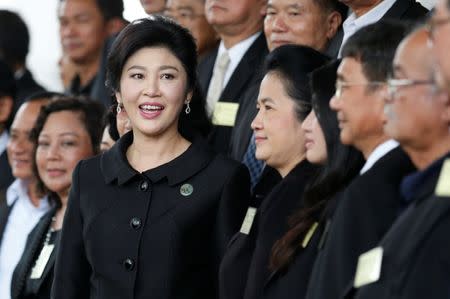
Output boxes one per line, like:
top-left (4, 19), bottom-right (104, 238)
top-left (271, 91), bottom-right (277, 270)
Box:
top-left (302, 222), bottom-right (318, 248)
top-left (354, 247), bottom-right (383, 288)
top-left (212, 102), bottom-right (239, 127)
top-left (240, 207), bottom-right (257, 235)
top-left (435, 159), bottom-right (450, 197)
top-left (30, 244), bottom-right (54, 279)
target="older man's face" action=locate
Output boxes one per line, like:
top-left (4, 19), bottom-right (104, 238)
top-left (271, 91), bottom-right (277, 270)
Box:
top-left (384, 29), bottom-right (447, 151)
top-left (264, 0), bottom-right (338, 52)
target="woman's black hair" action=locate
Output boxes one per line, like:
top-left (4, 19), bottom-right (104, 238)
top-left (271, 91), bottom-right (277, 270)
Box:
top-left (262, 45), bottom-right (330, 122)
top-left (30, 96), bottom-right (105, 201)
top-left (270, 60), bottom-right (365, 272)
top-left (106, 15), bottom-right (211, 138)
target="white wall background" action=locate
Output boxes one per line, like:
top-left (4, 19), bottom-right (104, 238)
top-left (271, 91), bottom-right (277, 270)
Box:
top-left (0, 0), bottom-right (147, 92)
top-left (0, 0), bottom-right (435, 92)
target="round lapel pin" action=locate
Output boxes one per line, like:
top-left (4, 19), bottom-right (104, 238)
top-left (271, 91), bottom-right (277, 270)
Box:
top-left (180, 183), bottom-right (194, 196)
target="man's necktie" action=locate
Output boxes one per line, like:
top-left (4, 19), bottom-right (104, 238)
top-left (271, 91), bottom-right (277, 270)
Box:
top-left (206, 51), bottom-right (230, 116)
top-left (242, 133), bottom-right (265, 189)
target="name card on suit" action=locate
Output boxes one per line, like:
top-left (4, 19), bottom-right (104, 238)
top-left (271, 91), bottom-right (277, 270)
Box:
top-left (240, 207), bottom-right (257, 235)
top-left (435, 159), bottom-right (450, 197)
top-left (302, 222), bottom-right (318, 248)
top-left (30, 244), bottom-right (54, 279)
top-left (354, 246), bottom-right (383, 288)
top-left (212, 102), bottom-right (239, 127)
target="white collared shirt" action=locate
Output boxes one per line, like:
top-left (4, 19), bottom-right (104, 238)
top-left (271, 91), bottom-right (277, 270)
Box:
top-left (338, 0), bottom-right (397, 57)
top-left (215, 32), bottom-right (261, 89)
top-left (0, 131), bottom-right (8, 157)
top-left (0, 179), bottom-right (50, 299)
top-left (360, 139), bottom-right (399, 175)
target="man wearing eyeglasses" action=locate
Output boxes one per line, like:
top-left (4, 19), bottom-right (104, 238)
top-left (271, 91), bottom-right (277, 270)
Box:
top-left (428, 0), bottom-right (450, 92)
top-left (305, 20), bottom-right (416, 299)
top-left (348, 26), bottom-right (450, 299)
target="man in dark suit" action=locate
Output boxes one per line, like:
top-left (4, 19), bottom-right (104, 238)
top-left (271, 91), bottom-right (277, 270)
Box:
top-left (305, 21), bottom-right (416, 299)
top-left (0, 95), bottom-right (51, 299)
top-left (336, 0), bottom-right (428, 56)
top-left (229, 0), bottom-right (346, 187)
top-left (0, 60), bottom-right (16, 192)
top-left (58, 0), bottom-right (125, 98)
top-left (198, 0), bottom-right (268, 155)
top-left (349, 26), bottom-right (450, 299)
top-left (0, 10), bottom-right (45, 112)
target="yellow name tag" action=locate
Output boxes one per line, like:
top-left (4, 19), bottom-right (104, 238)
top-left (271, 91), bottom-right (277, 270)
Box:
top-left (435, 159), bottom-right (450, 197)
top-left (30, 244), bottom-right (54, 279)
top-left (212, 102), bottom-right (239, 127)
top-left (354, 246), bottom-right (383, 288)
top-left (302, 222), bottom-right (318, 248)
top-left (240, 207), bottom-right (257, 235)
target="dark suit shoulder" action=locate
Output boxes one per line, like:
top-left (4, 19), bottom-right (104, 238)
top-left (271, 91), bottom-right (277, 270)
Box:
top-left (11, 208), bottom-right (57, 299)
top-left (383, 0), bottom-right (428, 20)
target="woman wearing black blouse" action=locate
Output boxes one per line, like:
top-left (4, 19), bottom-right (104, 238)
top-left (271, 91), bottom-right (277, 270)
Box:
top-left (262, 60), bottom-right (364, 299)
top-left (219, 45), bottom-right (329, 299)
top-left (51, 16), bottom-right (250, 299)
top-left (11, 97), bottom-right (104, 299)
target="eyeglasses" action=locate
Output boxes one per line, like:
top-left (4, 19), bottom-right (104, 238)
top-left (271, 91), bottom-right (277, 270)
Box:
top-left (426, 16), bottom-right (450, 42)
top-left (334, 81), bottom-right (385, 99)
top-left (164, 9), bottom-right (205, 22)
top-left (386, 78), bottom-right (435, 100)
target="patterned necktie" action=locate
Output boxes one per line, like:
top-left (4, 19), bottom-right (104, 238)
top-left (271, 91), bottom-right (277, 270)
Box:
top-left (242, 133), bottom-right (265, 189)
top-left (206, 51), bottom-right (230, 116)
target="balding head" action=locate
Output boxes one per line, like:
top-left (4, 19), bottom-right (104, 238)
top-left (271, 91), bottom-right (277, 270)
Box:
top-left (384, 27), bottom-right (450, 169)
top-left (394, 27), bottom-right (434, 82)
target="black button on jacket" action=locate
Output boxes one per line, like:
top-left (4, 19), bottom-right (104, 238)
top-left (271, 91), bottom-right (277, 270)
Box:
top-left (51, 132), bottom-right (251, 299)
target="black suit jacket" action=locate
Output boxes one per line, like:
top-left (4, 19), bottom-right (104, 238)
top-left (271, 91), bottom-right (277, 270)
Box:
top-left (90, 35), bottom-right (117, 108)
top-left (229, 83), bottom-right (260, 161)
top-left (15, 69), bottom-right (45, 108)
top-left (0, 188), bottom-right (15, 248)
top-left (219, 161), bottom-right (317, 299)
top-left (12, 207), bottom-right (58, 299)
top-left (333, 0), bottom-right (428, 54)
top-left (351, 153), bottom-right (450, 299)
top-left (198, 33), bottom-right (268, 155)
top-left (0, 150), bottom-right (14, 191)
top-left (305, 147), bottom-right (415, 299)
top-left (262, 192), bottom-right (344, 299)
top-left (52, 132), bottom-right (251, 299)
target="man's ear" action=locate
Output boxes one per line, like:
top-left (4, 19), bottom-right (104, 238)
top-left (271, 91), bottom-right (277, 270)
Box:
top-left (0, 95), bottom-right (14, 124)
top-left (259, 0), bottom-right (268, 17)
top-left (326, 11), bottom-right (342, 40)
top-left (106, 18), bottom-right (126, 36)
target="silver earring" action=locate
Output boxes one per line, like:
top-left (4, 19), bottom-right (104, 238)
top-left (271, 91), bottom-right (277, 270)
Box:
top-left (116, 103), bottom-right (122, 114)
top-left (185, 102), bottom-right (191, 114)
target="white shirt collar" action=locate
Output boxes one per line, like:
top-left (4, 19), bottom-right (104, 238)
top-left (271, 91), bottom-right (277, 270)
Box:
top-left (217, 32), bottom-right (261, 87)
top-left (339, 0), bottom-right (397, 57)
top-left (360, 139), bottom-right (399, 174)
top-left (6, 179), bottom-right (50, 210)
top-left (0, 131), bottom-right (8, 156)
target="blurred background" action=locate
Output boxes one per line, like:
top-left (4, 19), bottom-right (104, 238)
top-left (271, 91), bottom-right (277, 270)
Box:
top-left (0, 0), bottom-right (435, 92)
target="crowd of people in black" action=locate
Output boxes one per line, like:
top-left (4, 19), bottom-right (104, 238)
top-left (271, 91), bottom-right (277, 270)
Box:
top-left (0, 0), bottom-right (450, 298)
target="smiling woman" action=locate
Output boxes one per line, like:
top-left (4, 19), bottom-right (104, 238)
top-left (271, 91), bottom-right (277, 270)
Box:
top-left (51, 16), bottom-right (251, 299)
top-left (10, 96), bottom-right (104, 299)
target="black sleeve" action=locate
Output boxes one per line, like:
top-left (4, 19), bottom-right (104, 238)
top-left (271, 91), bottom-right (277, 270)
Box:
top-left (51, 161), bottom-right (91, 299)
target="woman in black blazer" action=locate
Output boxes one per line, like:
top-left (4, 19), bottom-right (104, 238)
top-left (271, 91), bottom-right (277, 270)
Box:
top-left (51, 16), bottom-right (250, 299)
top-left (11, 97), bottom-right (104, 299)
top-left (219, 45), bottom-right (329, 299)
top-left (262, 60), bottom-right (364, 299)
